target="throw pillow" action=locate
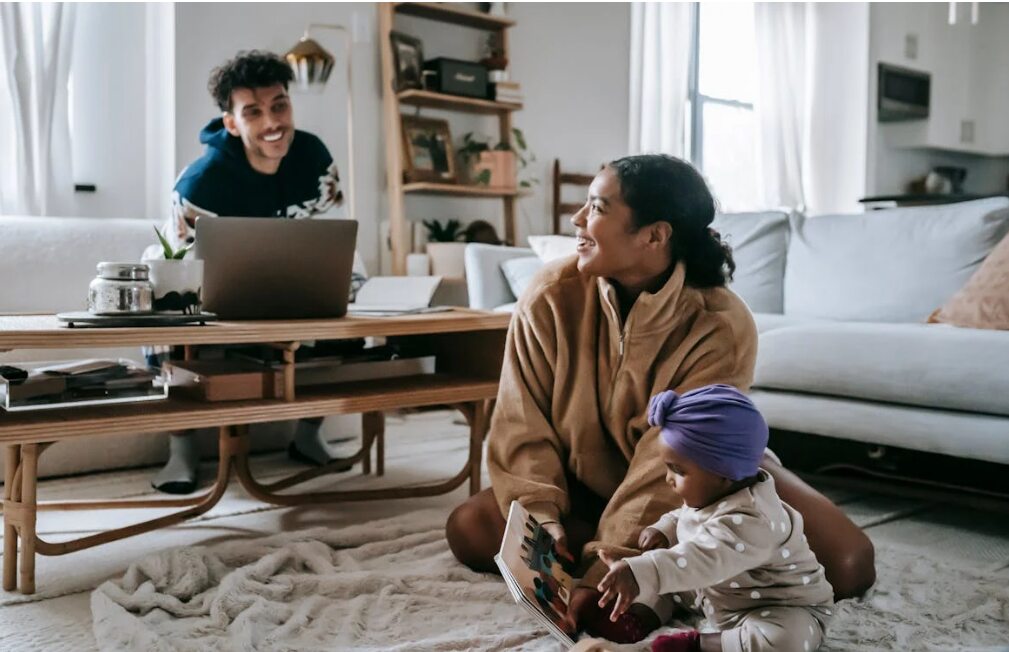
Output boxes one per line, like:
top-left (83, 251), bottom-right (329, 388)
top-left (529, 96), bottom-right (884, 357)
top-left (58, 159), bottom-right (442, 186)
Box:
top-left (929, 230), bottom-right (1009, 330)
top-left (500, 256), bottom-right (543, 302)
top-left (528, 235), bottom-right (577, 263)
top-left (784, 197), bottom-right (1009, 322)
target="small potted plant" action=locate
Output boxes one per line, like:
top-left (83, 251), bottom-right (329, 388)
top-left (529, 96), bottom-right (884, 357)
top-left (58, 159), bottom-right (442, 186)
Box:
top-left (423, 219), bottom-right (467, 278)
top-left (146, 228), bottom-right (204, 314)
top-left (457, 128), bottom-right (537, 189)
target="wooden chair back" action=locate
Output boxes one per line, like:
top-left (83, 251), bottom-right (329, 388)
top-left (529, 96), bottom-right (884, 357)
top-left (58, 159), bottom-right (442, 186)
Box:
top-left (551, 159), bottom-right (596, 235)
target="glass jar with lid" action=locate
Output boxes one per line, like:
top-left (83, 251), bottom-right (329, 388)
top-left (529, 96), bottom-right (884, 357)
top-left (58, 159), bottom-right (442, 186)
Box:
top-left (88, 262), bottom-right (154, 315)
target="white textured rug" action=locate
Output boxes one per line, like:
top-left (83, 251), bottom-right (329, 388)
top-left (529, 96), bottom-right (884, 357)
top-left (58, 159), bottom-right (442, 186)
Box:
top-left (91, 509), bottom-right (1009, 652)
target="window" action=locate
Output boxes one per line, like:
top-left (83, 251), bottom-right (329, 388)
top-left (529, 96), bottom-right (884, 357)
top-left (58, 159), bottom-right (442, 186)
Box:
top-left (687, 2), bottom-right (760, 212)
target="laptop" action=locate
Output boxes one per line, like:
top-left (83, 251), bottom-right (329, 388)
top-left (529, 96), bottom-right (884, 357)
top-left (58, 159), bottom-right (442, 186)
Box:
top-left (194, 217), bottom-right (358, 319)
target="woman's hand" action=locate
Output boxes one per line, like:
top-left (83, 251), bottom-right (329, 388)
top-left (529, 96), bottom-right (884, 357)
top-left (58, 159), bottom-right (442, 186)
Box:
top-left (638, 527), bottom-right (670, 551)
top-left (596, 550), bottom-right (641, 622)
top-left (540, 521), bottom-right (576, 565)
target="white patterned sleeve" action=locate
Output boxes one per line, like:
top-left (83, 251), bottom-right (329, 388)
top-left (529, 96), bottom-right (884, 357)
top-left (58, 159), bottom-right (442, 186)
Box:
top-left (625, 511), bottom-right (775, 596)
top-left (647, 509), bottom-right (682, 545)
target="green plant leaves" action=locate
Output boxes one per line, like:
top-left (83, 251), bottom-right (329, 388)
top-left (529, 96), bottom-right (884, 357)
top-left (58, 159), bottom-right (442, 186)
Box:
top-left (153, 226), bottom-right (190, 259)
top-left (422, 218), bottom-right (464, 242)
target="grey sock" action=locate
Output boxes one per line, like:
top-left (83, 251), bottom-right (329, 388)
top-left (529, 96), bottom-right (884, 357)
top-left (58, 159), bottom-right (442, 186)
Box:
top-left (291, 418), bottom-right (340, 466)
top-left (152, 431), bottom-right (200, 494)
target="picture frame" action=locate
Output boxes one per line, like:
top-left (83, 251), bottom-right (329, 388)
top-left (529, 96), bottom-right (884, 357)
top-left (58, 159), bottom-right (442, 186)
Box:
top-left (389, 31), bottom-right (424, 92)
top-left (401, 116), bottom-right (457, 183)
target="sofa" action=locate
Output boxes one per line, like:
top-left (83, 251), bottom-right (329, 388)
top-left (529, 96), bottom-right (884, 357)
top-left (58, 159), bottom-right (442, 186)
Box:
top-left (0, 215), bottom-right (357, 480)
top-left (464, 199), bottom-right (1009, 486)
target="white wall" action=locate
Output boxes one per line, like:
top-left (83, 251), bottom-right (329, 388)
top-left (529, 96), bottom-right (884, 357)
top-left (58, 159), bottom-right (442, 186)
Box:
top-left (508, 2), bottom-right (631, 237)
top-left (69, 3), bottom-right (149, 219)
top-left (867, 2), bottom-right (1009, 196)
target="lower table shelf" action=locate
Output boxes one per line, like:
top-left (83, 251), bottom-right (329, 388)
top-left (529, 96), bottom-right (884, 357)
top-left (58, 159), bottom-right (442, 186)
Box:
top-left (0, 373), bottom-right (499, 444)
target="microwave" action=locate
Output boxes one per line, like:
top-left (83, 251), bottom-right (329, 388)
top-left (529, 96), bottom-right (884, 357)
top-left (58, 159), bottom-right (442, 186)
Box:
top-left (878, 63), bottom-right (930, 122)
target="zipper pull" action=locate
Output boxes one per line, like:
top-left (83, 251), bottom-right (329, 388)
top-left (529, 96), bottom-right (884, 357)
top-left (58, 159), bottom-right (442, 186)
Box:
top-left (619, 333), bottom-right (625, 357)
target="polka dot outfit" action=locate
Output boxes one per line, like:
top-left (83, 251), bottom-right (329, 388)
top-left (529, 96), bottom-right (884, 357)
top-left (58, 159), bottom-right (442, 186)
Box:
top-left (624, 470), bottom-right (834, 651)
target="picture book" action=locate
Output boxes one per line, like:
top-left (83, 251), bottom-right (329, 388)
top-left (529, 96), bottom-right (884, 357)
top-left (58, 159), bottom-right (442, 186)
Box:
top-left (494, 500), bottom-right (579, 646)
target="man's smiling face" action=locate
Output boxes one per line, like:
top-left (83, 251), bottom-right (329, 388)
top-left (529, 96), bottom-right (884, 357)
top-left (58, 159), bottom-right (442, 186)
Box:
top-left (222, 83), bottom-right (294, 174)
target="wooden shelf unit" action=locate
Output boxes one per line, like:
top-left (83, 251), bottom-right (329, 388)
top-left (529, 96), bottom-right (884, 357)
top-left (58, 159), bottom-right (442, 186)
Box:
top-left (403, 182), bottom-right (526, 198)
top-left (393, 2), bottom-right (515, 29)
top-left (380, 2), bottom-right (520, 275)
top-left (397, 89), bottom-right (521, 115)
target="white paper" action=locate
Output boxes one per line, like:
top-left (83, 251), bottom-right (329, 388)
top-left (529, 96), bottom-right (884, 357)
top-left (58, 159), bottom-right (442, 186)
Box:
top-left (350, 276), bottom-right (443, 312)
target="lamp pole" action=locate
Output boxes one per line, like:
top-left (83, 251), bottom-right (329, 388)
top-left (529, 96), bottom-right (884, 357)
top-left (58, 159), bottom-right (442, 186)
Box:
top-left (298, 23), bottom-right (356, 224)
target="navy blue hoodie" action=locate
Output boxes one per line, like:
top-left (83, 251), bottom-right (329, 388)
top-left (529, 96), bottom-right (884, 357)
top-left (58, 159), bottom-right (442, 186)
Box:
top-left (171, 118), bottom-right (342, 241)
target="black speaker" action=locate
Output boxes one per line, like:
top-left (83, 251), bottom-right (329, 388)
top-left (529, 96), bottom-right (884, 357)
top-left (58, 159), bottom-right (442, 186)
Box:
top-left (423, 58), bottom-right (489, 99)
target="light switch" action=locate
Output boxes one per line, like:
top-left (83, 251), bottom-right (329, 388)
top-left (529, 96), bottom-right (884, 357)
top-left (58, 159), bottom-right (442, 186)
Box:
top-left (961, 119), bottom-right (975, 144)
top-left (905, 33), bottom-right (918, 60)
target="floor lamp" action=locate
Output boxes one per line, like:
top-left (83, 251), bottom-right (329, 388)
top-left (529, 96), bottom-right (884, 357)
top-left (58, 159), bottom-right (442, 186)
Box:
top-left (284, 24), bottom-right (356, 223)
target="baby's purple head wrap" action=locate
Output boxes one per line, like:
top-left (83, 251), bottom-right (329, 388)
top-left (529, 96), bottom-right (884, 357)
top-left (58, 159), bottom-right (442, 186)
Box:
top-left (647, 384), bottom-right (768, 481)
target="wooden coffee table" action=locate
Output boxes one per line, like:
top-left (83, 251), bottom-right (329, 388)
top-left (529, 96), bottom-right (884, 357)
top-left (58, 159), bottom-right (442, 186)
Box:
top-left (0, 309), bottom-right (510, 594)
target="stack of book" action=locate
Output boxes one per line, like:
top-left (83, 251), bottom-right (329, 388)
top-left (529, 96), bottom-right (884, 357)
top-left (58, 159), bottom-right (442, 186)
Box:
top-left (493, 81), bottom-right (523, 104)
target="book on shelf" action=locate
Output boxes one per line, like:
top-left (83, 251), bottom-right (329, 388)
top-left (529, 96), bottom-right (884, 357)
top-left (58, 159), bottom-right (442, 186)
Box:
top-left (494, 501), bottom-right (579, 646)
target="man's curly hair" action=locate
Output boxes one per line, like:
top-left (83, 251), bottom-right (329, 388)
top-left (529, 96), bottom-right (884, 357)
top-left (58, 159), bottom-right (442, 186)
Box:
top-left (207, 50), bottom-right (294, 112)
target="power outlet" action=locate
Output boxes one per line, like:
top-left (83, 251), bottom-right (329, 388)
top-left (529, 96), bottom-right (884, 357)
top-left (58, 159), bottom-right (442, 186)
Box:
top-left (904, 33), bottom-right (918, 60)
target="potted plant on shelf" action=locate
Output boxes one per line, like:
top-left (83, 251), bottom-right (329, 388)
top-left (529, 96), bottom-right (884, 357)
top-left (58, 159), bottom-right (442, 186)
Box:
top-left (146, 228), bottom-right (204, 314)
top-left (456, 128), bottom-right (537, 189)
top-left (423, 219), bottom-right (467, 278)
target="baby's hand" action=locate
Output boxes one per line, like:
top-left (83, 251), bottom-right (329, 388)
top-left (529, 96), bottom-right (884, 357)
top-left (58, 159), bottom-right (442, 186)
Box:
top-left (596, 550), bottom-right (640, 622)
top-left (638, 527), bottom-right (670, 551)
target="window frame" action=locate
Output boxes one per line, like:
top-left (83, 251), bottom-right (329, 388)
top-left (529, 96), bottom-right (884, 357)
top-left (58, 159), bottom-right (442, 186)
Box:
top-left (686, 2), bottom-right (756, 171)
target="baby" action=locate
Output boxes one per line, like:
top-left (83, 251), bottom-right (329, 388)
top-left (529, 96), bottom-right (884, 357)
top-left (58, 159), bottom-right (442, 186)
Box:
top-left (596, 384), bottom-right (834, 652)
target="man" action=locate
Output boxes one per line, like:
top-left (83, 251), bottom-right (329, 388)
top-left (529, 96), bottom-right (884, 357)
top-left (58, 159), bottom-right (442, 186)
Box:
top-left (149, 50), bottom-right (365, 494)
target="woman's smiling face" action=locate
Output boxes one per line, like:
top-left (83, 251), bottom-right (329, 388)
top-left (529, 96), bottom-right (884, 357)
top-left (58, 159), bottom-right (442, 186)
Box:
top-left (569, 166), bottom-right (652, 278)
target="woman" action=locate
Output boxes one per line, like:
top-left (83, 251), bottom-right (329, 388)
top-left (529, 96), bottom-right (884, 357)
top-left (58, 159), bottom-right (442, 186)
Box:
top-left (445, 155), bottom-right (876, 641)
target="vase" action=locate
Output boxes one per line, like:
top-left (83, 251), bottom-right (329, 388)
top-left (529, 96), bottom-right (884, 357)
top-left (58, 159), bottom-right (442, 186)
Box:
top-left (469, 150), bottom-right (516, 188)
top-left (147, 259), bottom-right (204, 314)
top-left (425, 242), bottom-right (468, 278)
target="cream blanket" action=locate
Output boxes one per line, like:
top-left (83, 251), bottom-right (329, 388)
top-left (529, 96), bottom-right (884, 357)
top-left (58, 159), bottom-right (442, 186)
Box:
top-left (92, 509), bottom-right (1009, 651)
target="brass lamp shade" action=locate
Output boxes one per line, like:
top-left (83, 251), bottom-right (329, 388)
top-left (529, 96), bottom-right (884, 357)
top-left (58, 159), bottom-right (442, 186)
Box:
top-left (285, 37), bottom-right (334, 91)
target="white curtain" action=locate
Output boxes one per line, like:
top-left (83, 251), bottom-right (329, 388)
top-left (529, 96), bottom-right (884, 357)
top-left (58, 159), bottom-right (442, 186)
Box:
top-left (753, 3), bottom-right (809, 212)
top-left (0, 2), bottom-right (77, 216)
top-left (754, 2), bottom-right (868, 214)
top-left (628, 2), bottom-right (692, 157)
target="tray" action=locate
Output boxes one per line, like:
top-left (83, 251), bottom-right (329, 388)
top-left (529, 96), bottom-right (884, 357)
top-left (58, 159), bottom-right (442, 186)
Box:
top-left (57, 311), bottom-right (218, 328)
top-left (0, 358), bottom-right (168, 412)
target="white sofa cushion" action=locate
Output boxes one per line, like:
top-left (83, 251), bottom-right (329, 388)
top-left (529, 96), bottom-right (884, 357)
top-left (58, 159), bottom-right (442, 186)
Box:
top-left (712, 211), bottom-right (789, 314)
top-left (0, 215), bottom-right (156, 313)
top-left (528, 235), bottom-right (577, 263)
top-left (754, 320), bottom-right (1009, 417)
top-left (500, 255), bottom-right (543, 302)
top-left (783, 198), bottom-right (1009, 322)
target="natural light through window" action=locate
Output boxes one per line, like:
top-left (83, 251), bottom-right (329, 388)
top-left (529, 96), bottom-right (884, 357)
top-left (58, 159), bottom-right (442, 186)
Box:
top-left (691, 2), bottom-right (759, 212)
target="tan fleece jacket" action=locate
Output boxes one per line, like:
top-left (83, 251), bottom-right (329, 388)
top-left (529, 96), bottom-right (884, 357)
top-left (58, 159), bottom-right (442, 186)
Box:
top-left (487, 256), bottom-right (757, 586)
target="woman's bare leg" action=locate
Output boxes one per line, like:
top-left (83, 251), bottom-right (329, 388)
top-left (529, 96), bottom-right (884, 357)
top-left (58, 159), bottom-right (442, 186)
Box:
top-left (446, 488), bottom-right (599, 573)
top-left (762, 453), bottom-right (876, 599)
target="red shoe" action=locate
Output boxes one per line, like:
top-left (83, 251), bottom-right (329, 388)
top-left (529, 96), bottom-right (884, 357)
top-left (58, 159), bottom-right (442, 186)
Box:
top-left (651, 630), bottom-right (701, 652)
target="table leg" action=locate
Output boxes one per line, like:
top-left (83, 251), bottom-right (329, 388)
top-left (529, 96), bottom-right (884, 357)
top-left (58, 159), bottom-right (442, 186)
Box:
top-left (3, 445), bottom-right (20, 591)
top-left (362, 412), bottom-right (385, 477)
top-left (19, 444), bottom-right (39, 594)
top-left (468, 402), bottom-right (490, 496)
